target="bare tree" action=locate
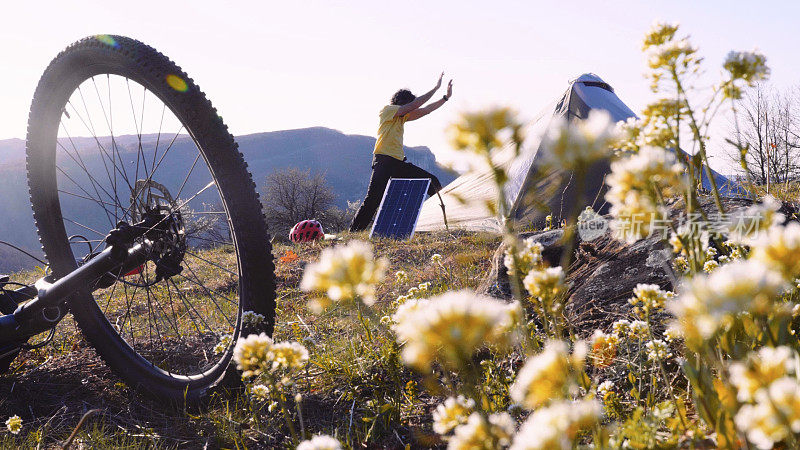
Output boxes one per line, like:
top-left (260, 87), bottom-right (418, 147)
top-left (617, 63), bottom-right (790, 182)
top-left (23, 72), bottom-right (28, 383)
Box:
top-left (262, 168), bottom-right (352, 239)
top-left (728, 84), bottom-right (800, 186)
top-left (180, 202), bottom-right (230, 247)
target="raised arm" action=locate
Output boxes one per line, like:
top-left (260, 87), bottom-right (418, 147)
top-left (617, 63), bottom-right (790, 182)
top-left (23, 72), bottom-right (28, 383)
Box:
top-left (394, 73), bottom-right (443, 118)
top-left (406, 80), bottom-right (453, 122)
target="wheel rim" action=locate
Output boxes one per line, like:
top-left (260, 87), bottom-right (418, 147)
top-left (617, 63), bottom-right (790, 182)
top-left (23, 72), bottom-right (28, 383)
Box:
top-left (52, 73), bottom-right (242, 378)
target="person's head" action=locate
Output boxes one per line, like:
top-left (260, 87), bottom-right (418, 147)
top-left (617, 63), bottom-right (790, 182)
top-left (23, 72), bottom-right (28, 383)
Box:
top-left (391, 89), bottom-right (416, 106)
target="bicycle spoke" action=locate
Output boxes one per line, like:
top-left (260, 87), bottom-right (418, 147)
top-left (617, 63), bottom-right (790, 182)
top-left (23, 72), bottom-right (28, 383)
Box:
top-left (186, 235), bottom-right (234, 247)
top-left (183, 211), bottom-right (228, 215)
top-left (148, 284), bottom-right (191, 351)
top-left (58, 189), bottom-right (121, 210)
top-left (52, 73), bottom-right (245, 377)
top-left (57, 121), bottom-right (119, 226)
top-left (74, 89), bottom-right (126, 222)
top-left (101, 268), bottom-right (123, 316)
top-left (126, 78), bottom-right (150, 191)
top-left (140, 266), bottom-right (164, 367)
top-left (178, 265), bottom-right (237, 324)
top-left (121, 124), bottom-right (187, 221)
top-left (175, 152), bottom-right (202, 200)
top-left (62, 216), bottom-right (107, 237)
top-left (183, 251), bottom-right (239, 277)
top-left (168, 279), bottom-right (219, 337)
top-left (90, 77), bottom-right (136, 197)
top-left (56, 165), bottom-right (118, 222)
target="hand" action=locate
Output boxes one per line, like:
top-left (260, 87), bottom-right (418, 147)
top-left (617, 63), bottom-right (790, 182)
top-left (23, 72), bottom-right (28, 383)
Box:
top-left (446, 80), bottom-right (453, 99)
top-left (435, 72), bottom-right (444, 90)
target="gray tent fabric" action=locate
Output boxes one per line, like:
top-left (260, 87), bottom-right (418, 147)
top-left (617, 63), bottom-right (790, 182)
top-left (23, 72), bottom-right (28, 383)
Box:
top-left (416, 73), bottom-right (746, 232)
top-left (416, 74), bottom-right (629, 232)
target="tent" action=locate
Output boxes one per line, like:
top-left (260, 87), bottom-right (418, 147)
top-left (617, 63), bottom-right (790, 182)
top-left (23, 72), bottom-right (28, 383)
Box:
top-left (416, 73), bottom-right (746, 232)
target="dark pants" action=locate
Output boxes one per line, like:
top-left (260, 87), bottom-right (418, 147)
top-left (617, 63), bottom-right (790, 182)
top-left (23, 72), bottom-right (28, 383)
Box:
top-left (349, 154), bottom-right (442, 232)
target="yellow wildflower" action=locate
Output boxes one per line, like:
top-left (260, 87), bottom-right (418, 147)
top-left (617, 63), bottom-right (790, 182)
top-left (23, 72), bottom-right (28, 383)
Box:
top-left (267, 342), bottom-right (309, 371)
top-left (590, 330), bottom-right (619, 368)
top-left (750, 222), bottom-right (800, 281)
top-left (509, 340), bottom-right (584, 409)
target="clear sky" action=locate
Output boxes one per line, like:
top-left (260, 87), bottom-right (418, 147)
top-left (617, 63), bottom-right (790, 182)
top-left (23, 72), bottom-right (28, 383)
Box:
top-left (1, 0), bottom-right (797, 171)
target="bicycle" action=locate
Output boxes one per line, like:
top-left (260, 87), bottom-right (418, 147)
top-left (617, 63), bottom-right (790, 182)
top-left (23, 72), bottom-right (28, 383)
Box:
top-left (0, 35), bottom-right (276, 402)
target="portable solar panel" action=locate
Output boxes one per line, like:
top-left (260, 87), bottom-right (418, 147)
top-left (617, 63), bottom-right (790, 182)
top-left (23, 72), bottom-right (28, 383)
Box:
top-left (370, 178), bottom-right (430, 240)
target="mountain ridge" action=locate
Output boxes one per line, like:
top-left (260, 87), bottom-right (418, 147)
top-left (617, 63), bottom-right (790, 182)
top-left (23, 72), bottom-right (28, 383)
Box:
top-left (0, 127), bottom-right (456, 272)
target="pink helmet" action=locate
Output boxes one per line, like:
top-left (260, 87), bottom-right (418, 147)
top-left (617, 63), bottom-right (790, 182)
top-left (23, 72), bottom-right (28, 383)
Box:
top-left (290, 219), bottom-right (324, 243)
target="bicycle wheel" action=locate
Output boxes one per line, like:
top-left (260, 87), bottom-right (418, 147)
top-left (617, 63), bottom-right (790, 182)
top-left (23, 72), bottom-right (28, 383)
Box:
top-left (26, 35), bottom-right (275, 402)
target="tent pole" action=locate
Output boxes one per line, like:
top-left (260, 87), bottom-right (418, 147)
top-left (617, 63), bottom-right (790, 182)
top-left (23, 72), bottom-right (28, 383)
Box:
top-left (437, 192), bottom-right (449, 231)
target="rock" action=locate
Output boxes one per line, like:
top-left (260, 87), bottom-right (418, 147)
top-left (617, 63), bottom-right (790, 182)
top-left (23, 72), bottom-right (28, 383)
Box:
top-left (478, 229), bottom-right (568, 299)
top-left (480, 196), bottom-right (768, 335)
top-left (563, 233), bottom-right (674, 335)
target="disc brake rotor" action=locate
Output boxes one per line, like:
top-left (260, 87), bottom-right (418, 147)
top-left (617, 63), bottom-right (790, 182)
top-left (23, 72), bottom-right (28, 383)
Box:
top-left (127, 180), bottom-right (187, 282)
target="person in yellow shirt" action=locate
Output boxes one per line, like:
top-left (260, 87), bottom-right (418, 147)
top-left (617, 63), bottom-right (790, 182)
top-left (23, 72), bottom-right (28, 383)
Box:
top-left (350, 73), bottom-right (453, 232)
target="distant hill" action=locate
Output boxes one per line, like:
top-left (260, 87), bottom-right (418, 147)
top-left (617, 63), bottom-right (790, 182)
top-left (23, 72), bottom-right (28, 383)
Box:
top-left (0, 127), bottom-right (455, 272)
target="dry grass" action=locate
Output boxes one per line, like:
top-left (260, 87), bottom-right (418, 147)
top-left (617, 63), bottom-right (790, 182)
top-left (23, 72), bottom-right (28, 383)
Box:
top-left (0, 230), bottom-right (500, 448)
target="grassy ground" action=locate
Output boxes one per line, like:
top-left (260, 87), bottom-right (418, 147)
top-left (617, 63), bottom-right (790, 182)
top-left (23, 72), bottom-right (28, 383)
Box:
top-left (0, 230), bottom-right (501, 448)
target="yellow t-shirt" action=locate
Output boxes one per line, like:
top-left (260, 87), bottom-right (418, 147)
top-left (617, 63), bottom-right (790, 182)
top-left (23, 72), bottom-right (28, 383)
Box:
top-left (373, 104), bottom-right (406, 160)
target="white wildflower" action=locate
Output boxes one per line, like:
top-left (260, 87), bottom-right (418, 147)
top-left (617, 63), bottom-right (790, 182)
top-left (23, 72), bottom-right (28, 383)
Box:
top-left (645, 339), bottom-right (671, 361)
top-left (432, 396), bottom-right (476, 435)
top-left (449, 412), bottom-right (515, 450)
top-left (724, 49), bottom-right (770, 85)
top-left (703, 260), bottom-right (719, 273)
top-left (611, 319), bottom-right (630, 337)
top-left (233, 333), bottom-right (273, 378)
top-left (268, 342), bottom-right (309, 371)
top-left (629, 284), bottom-right (671, 312)
top-left (750, 222), bottom-right (800, 281)
top-left (213, 334), bottom-right (233, 355)
top-left (5, 415), bottom-right (21, 435)
top-left (504, 238), bottom-right (544, 277)
top-left (296, 434), bottom-right (343, 450)
top-left (669, 260), bottom-right (787, 342)
top-left (510, 399), bottom-right (602, 450)
top-left (251, 384), bottom-right (270, 401)
top-left (735, 377), bottom-right (800, 449)
top-left (663, 326), bottom-right (681, 343)
top-left (392, 291), bottom-right (520, 370)
top-left (729, 346), bottom-right (795, 402)
top-left (395, 270), bottom-right (408, 283)
top-left (606, 147), bottom-right (687, 243)
top-left (542, 110), bottom-right (619, 170)
top-left (523, 266), bottom-right (566, 300)
top-left (242, 310), bottom-right (266, 326)
top-left (300, 240), bottom-right (387, 306)
top-left (628, 320), bottom-right (649, 339)
top-left (597, 380), bottom-right (614, 399)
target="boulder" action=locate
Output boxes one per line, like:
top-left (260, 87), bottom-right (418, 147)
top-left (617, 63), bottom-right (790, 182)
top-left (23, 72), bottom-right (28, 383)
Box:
top-left (478, 229), bottom-right (568, 299)
top-left (480, 196), bottom-right (766, 335)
